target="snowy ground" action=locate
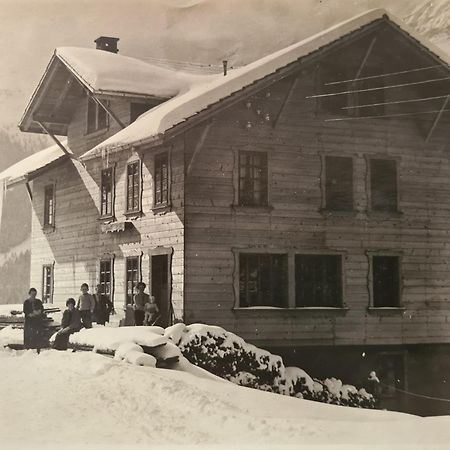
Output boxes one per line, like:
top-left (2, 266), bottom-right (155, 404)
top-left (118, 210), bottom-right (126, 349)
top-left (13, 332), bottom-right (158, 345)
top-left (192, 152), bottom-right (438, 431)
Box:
top-left (1, 348), bottom-right (450, 450)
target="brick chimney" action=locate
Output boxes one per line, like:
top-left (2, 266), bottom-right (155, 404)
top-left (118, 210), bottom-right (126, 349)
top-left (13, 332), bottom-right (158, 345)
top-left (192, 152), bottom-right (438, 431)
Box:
top-left (94, 36), bottom-right (119, 53)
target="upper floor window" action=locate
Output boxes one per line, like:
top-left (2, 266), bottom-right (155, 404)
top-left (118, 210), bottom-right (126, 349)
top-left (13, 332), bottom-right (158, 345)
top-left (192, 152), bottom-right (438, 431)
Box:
top-left (325, 156), bottom-right (353, 211)
top-left (130, 103), bottom-right (153, 123)
top-left (44, 184), bottom-right (55, 227)
top-left (370, 159), bottom-right (398, 212)
top-left (295, 254), bottom-right (342, 307)
top-left (372, 255), bottom-right (400, 308)
top-left (239, 253), bottom-right (288, 307)
top-left (239, 151), bottom-right (268, 206)
top-left (126, 161), bottom-right (141, 213)
top-left (87, 97), bottom-right (108, 134)
top-left (154, 153), bottom-right (169, 207)
top-left (100, 167), bottom-right (114, 218)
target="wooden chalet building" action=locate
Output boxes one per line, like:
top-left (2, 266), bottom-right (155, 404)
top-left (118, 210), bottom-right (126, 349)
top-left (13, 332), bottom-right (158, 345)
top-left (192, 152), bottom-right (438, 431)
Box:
top-left (2, 9), bottom-right (450, 413)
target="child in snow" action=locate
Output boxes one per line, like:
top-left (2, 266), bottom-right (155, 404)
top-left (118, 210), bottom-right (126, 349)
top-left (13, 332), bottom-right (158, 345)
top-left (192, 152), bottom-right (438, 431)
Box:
top-left (77, 283), bottom-right (96, 329)
top-left (23, 287), bottom-right (45, 352)
top-left (53, 298), bottom-right (82, 351)
top-left (144, 295), bottom-right (160, 326)
top-left (133, 282), bottom-right (150, 326)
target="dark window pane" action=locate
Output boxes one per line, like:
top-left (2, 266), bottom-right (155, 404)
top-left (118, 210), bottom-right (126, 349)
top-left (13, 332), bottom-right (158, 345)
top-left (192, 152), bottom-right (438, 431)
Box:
top-left (42, 265), bottom-right (53, 303)
top-left (126, 162), bottom-right (140, 212)
top-left (154, 153), bottom-right (169, 206)
top-left (370, 159), bottom-right (397, 211)
top-left (325, 156), bottom-right (353, 210)
top-left (44, 185), bottom-right (54, 226)
top-left (239, 151), bottom-right (268, 206)
top-left (126, 257), bottom-right (139, 305)
top-left (295, 255), bottom-right (342, 307)
top-left (99, 260), bottom-right (112, 305)
top-left (239, 254), bottom-right (288, 307)
top-left (373, 256), bottom-right (400, 307)
top-left (101, 168), bottom-right (114, 217)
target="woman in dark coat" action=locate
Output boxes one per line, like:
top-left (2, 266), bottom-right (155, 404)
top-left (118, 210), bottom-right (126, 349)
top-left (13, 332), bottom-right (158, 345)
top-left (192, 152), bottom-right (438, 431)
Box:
top-left (23, 287), bottom-right (45, 352)
top-left (94, 284), bottom-right (113, 326)
top-left (53, 298), bottom-right (82, 351)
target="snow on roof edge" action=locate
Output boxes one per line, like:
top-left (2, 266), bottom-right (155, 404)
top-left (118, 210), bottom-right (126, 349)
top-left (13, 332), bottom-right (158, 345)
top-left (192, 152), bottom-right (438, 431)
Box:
top-left (0, 142), bottom-right (71, 187)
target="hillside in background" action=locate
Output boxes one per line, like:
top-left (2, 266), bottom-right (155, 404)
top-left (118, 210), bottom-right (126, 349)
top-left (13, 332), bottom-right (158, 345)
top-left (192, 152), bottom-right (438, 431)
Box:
top-left (0, 0), bottom-right (447, 304)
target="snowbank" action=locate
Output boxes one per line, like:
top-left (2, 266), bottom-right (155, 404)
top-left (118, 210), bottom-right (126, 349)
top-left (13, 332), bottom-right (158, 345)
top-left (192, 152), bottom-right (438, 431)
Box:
top-left (1, 348), bottom-right (447, 448)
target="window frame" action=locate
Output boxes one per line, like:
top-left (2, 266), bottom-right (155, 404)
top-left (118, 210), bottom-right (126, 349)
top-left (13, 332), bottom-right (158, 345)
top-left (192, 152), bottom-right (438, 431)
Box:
top-left (237, 252), bottom-right (289, 308)
top-left (86, 96), bottom-right (109, 135)
top-left (41, 264), bottom-right (54, 304)
top-left (295, 253), bottom-right (344, 308)
top-left (100, 166), bottom-right (115, 220)
top-left (237, 150), bottom-right (269, 207)
top-left (43, 183), bottom-right (55, 229)
top-left (366, 156), bottom-right (400, 214)
top-left (125, 255), bottom-right (141, 306)
top-left (321, 154), bottom-right (355, 212)
top-left (125, 160), bottom-right (142, 215)
top-left (367, 251), bottom-right (404, 310)
top-left (99, 257), bottom-right (114, 308)
top-left (153, 151), bottom-right (171, 210)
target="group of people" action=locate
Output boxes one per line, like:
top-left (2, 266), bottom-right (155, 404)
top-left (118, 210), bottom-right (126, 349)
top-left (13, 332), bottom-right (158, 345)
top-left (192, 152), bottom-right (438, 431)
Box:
top-left (23, 283), bottom-right (114, 352)
top-left (23, 281), bottom-right (160, 352)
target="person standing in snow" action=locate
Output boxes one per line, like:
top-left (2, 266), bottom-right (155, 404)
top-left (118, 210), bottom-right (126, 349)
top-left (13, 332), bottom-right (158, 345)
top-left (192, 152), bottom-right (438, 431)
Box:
top-left (76, 283), bottom-right (95, 329)
top-left (133, 281), bottom-right (150, 326)
top-left (23, 287), bottom-right (45, 352)
top-left (366, 370), bottom-right (381, 405)
top-left (53, 298), bottom-right (82, 350)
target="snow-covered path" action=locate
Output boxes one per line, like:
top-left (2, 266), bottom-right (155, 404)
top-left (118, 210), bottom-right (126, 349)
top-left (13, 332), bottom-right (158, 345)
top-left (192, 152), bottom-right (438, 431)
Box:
top-left (1, 349), bottom-right (449, 449)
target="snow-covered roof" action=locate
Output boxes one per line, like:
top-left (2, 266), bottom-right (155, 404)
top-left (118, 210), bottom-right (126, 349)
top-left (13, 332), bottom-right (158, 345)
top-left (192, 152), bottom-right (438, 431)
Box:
top-left (56, 47), bottom-right (209, 99)
top-left (80, 8), bottom-right (450, 160)
top-left (0, 142), bottom-right (71, 186)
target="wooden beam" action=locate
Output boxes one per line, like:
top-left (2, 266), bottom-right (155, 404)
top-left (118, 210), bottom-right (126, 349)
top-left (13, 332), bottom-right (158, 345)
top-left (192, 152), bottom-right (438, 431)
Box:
top-left (354, 37), bottom-right (377, 82)
top-left (36, 120), bottom-right (73, 157)
top-left (426, 95), bottom-right (450, 142)
top-left (88, 91), bottom-right (126, 129)
top-left (25, 181), bottom-right (33, 202)
top-left (272, 77), bottom-right (299, 129)
top-left (186, 122), bottom-right (212, 176)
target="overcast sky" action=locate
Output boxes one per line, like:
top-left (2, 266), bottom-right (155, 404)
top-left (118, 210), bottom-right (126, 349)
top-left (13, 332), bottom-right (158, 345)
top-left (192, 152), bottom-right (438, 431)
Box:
top-left (0, 0), bottom-right (429, 126)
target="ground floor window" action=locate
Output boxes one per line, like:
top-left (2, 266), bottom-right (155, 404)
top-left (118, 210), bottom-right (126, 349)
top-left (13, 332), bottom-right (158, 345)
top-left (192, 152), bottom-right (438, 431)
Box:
top-left (99, 259), bottom-right (113, 306)
top-left (125, 257), bottom-right (140, 305)
top-left (42, 264), bottom-right (53, 303)
top-left (239, 253), bottom-right (288, 307)
top-left (295, 254), bottom-right (342, 307)
top-left (372, 256), bottom-right (400, 307)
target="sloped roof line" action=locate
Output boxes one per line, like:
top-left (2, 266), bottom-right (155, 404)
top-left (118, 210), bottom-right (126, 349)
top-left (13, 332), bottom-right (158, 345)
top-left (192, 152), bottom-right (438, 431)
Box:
top-left (79, 8), bottom-right (450, 161)
top-left (0, 142), bottom-right (72, 187)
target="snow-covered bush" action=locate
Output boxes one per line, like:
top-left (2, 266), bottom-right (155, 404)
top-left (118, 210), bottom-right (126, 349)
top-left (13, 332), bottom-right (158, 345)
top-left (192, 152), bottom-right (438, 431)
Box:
top-left (172, 323), bottom-right (375, 409)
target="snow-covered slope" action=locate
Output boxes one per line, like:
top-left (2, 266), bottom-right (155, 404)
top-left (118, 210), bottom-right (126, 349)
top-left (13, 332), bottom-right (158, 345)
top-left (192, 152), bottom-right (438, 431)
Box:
top-left (1, 348), bottom-right (449, 448)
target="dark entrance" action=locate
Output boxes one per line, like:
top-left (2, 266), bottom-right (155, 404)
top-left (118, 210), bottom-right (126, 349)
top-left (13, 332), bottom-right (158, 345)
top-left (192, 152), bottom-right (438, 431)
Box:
top-left (151, 254), bottom-right (170, 327)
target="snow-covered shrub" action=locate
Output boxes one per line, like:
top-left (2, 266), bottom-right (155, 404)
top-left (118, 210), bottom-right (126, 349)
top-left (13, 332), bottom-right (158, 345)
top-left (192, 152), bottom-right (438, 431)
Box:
top-left (177, 324), bottom-right (286, 394)
top-left (176, 324), bottom-right (375, 408)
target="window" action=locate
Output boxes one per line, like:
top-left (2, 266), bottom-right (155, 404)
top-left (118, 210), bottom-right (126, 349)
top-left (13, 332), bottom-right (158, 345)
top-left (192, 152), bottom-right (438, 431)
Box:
top-left (370, 159), bottom-right (398, 212)
top-left (154, 153), bottom-right (169, 206)
top-left (130, 103), bottom-right (153, 123)
top-left (44, 184), bottom-right (55, 227)
top-left (100, 167), bottom-right (114, 218)
top-left (295, 255), bottom-right (342, 307)
top-left (125, 256), bottom-right (140, 305)
top-left (99, 259), bottom-right (113, 306)
top-left (239, 151), bottom-right (268, 206)
top-left (126, 161), bottom-right (141, 213)
top-left (42, 265), bottom-right (53, 303)
top-left (87, 97), bottom-right (108, 134)
top-left (325, 156), bottom-right (353, 211)
top-left (372, 256), bottom-right (400, 307)
top-left (239, 254), bottom-right (288, 307)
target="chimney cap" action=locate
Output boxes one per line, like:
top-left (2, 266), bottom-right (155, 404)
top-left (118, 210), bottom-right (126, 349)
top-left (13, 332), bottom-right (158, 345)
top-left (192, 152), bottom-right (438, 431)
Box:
top-left (94, 36), bottom-right (120, 53)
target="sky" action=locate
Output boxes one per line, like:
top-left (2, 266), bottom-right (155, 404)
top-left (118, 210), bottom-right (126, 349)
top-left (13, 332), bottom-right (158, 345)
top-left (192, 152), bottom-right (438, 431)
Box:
top-left (0, 0), bottom-right (441, 128)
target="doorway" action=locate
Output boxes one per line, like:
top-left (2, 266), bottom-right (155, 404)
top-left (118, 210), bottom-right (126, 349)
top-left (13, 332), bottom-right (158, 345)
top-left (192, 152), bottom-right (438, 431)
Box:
top-left (151, 254), bottom-right (170, 327)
